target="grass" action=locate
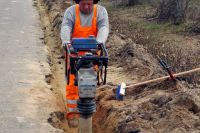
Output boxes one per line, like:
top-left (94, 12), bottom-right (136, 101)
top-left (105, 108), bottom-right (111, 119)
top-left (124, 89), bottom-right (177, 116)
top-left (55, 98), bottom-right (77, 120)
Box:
top-left (105, 2), bottom-right (187, 34)
top-left (142, 22), bottom-right (187, 33)
top-left (106, 1), bottom-right (200, 84)
top-left (190, 0), bottom-right (200, 4)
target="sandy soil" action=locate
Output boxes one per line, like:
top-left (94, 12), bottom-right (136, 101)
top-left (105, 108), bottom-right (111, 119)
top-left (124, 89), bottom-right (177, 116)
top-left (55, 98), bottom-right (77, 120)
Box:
top-left (34, 0), bottom-right (200, 133)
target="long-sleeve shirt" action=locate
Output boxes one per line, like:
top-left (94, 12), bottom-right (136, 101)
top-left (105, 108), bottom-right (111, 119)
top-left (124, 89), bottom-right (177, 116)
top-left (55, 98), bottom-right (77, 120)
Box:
top-left (61, 4), bottom-right (109, 45)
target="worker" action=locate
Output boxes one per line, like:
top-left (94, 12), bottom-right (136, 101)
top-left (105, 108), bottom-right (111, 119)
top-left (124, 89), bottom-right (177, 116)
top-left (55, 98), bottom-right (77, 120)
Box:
top-left (60, 0), bottom-right (109, 127)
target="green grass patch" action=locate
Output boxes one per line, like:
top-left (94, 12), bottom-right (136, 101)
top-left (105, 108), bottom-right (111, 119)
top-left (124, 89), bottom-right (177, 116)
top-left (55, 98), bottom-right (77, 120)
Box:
top-left (134, 21), bottom-right (187, 33)
top-left (143, 22), bottom-right (169, 30)
top-left (190, 0), bottom-right (200, 4)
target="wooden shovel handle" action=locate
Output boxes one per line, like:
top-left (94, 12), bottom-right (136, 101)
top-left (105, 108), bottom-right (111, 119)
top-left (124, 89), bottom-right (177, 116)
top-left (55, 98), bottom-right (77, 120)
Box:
top-left (126, 67), bottom-right (200, 89)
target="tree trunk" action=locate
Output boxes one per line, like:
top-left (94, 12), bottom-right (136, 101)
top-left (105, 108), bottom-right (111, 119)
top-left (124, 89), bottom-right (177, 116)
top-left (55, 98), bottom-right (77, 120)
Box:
top-left (128, 0), bottom-right (140, 6)
top-left (113, 0), bottom-right (140, 6)
top-left (157, 0), bottom-right (190, 25)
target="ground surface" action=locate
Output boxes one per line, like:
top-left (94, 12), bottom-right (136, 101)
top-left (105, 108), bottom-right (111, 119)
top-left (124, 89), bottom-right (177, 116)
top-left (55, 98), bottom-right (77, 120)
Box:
top-left (0, 0), bottom-right (63, 132)
top-left (35, 0), bottom-right (200, 133)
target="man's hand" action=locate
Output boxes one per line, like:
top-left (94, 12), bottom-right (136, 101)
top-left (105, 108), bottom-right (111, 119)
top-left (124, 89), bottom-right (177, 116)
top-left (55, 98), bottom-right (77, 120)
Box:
top-left (63, 42), bottom-right (75, 53)
top-left (61, 42), bottom-right (71, 58)
top-left (62, 42), bottom-right (71, 49)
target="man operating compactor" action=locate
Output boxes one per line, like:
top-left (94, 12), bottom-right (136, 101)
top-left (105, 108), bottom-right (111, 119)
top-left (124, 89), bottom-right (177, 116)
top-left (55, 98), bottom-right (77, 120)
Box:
top-left (61, 0), bottom-right (109, 127)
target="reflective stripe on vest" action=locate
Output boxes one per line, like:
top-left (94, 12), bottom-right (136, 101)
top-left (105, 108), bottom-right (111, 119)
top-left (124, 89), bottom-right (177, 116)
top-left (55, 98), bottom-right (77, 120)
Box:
top-left (72, 4), bottom-right (97, 38)
top-left (68, 107), bottom-right (78, 113)
top-left (66, 100), bottom-right (77, 109)
top-left (66, 99), bottom-right (77, 105)
top-left (65, 100), bottom-right (77, 108)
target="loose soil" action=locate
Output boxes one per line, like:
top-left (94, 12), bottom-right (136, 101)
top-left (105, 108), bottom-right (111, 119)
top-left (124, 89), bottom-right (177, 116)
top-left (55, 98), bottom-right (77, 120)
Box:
top-left (34, 0), bottom-right (200, 133)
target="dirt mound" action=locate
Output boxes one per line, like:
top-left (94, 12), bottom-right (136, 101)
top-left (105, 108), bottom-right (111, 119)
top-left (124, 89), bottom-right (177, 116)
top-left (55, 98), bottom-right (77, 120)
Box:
top-left (93, 33), bottom-right (200, 133)
top-left (94, 81), bottom-right (200, 133)
top-left (47, 111), bottom-right (68, 132)
top-left (107, 3), bottom-right (200, 85)
top-left (108, 34), bottom-right (164, 81)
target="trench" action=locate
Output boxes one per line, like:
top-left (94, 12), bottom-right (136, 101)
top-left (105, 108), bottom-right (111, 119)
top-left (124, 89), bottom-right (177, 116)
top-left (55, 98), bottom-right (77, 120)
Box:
top-left (34, 0), bottom-right (77, 132)
top-left (34, 0), bottom-right (200, 133)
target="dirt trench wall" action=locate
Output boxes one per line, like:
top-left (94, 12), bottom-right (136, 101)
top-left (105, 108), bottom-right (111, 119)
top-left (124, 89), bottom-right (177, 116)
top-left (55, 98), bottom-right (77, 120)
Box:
top-left (39, 0), bottom-right (70, 47)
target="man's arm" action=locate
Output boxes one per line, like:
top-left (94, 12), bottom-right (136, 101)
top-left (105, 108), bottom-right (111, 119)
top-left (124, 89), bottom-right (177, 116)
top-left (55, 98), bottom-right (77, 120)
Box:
top-left (96, 6), bottom-right (109, 44)
top-left (61, 6), bottom-right (75, 46)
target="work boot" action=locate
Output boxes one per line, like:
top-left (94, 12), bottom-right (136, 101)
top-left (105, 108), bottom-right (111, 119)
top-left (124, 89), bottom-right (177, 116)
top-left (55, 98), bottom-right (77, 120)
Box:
top-left (67, 118), bottom-right (79, 128)
top-left (66, 113), bottom-right (80, 128)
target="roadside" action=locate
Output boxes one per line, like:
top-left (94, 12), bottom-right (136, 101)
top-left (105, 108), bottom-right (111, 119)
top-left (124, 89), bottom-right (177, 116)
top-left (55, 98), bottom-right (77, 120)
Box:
top-left (0, 0), bottom-right (64, 132)
top-left (34, 0), bottom-right (78, 132)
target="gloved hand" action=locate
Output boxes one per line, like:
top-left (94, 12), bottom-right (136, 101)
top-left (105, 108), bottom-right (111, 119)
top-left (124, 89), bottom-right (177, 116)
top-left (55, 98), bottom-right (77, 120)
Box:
top-left (63, 42), bottom-right (75, 53)
top-left (62, 42), bottom-right (71, 49)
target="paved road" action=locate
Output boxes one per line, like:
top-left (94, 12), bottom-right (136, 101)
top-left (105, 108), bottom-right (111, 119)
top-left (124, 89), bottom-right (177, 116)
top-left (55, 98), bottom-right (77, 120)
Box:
top-left (0, 0), bottom-right (63, 132)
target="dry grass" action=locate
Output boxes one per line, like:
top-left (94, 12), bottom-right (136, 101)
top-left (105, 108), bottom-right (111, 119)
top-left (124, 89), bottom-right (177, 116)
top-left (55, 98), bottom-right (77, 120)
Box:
top-left (105, 1), bottom-right (200, 84)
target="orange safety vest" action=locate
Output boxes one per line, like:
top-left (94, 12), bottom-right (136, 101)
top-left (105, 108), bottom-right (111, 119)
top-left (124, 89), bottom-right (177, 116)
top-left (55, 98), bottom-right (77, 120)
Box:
top-left (66, 4), bottom-right (98, 119)
top-left (72, 4), bottom-right (98, 38)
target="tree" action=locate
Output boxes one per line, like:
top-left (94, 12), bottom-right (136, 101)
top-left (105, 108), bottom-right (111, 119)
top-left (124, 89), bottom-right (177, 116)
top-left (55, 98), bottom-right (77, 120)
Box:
top-left (127, 0), bottom-right (140, 6)
top-left (157, 0), bottom-right (190, 25)
top-left (113, 0), bottom-right (140, 6)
